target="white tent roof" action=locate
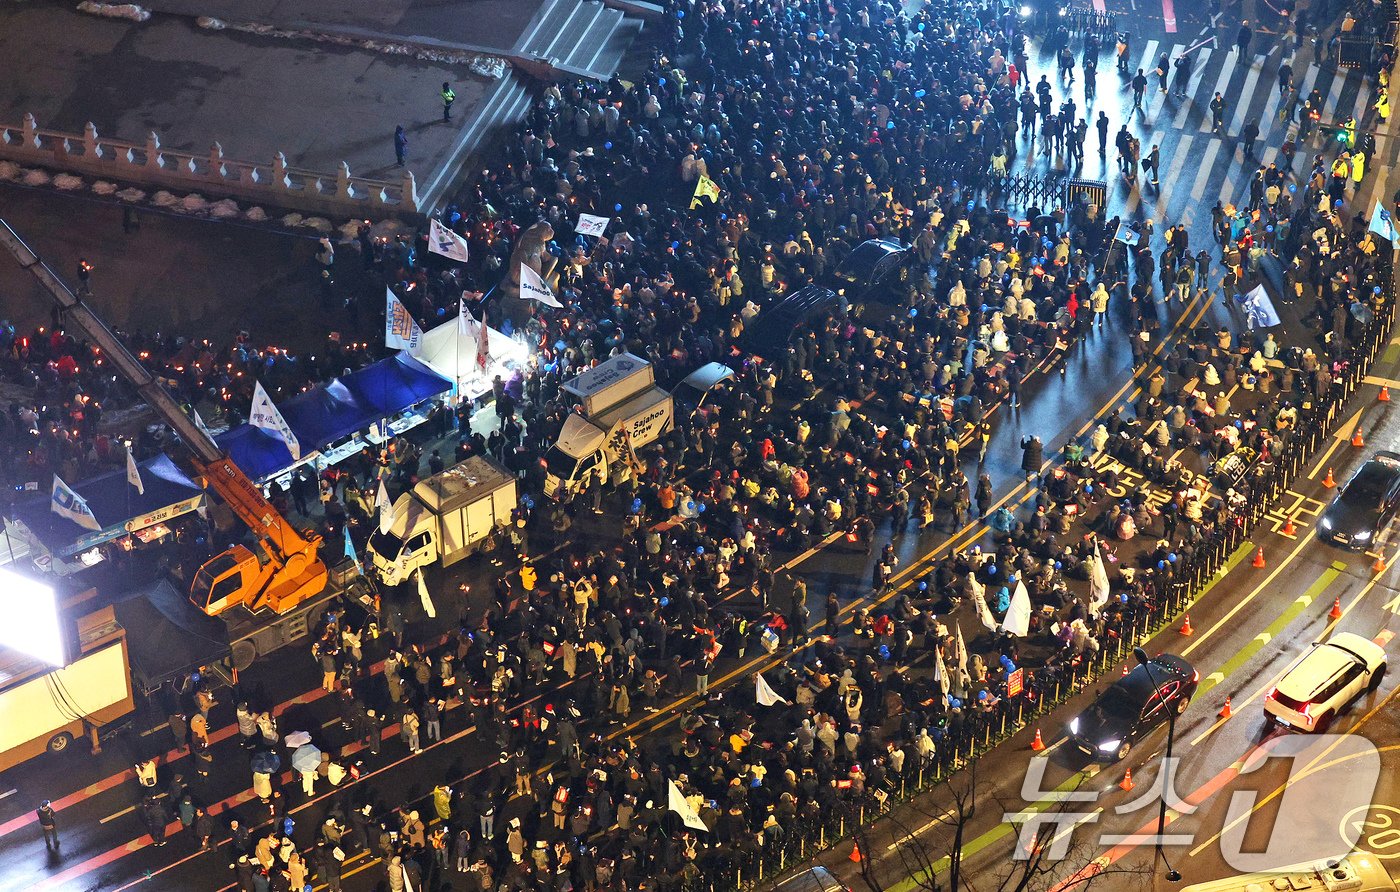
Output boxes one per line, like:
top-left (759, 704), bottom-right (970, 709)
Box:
top-left (413, 317), bottom-right (529, 388)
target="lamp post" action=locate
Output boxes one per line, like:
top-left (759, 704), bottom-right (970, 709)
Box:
top-left (1134, 646), bottom-right (1183, 884)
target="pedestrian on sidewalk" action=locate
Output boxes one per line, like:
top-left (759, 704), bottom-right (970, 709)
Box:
top-left (37, 801), bottom-right (59, 850)
top-left (441, 82), bottom-right (456, 122)
top-left (394, 125), bottom-right (408, 166)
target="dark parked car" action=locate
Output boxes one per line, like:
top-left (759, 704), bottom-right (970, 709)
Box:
top-left (1317, 451), bottom-right (1400, 550)
top-left (1068, 654), bottom-right (1198, 761)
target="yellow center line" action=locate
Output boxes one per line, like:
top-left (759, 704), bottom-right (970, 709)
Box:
top-left (1180, 531), bottom-right (1319, 657)
top-left (1189, 681), bottom-right (1400, 858)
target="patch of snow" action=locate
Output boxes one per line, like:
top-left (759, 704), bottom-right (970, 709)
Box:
top-left (92, 180), bottom-right (119, 195)
top-left (22, 169), bottom-right (51, 186)
top-left (0, 161), bottom-right (20, 181)
top-left (245, 207), bottom-right (269, 222)
top-left (280, 213), bottom-right (305, 227)
top-left (196, 15), bottom-right (225, 29)
top-left (181, 194), bottom-right (210, 212)
top-left (76, 2), bottom-right (152, 22)
top-left (54, 174), bottom-right (85, 191)
top-left (209, 199), bottom-right (241, 218)
top-left (117, 187), bottom-right (146, 202)
top-left (299, 217), bottom-right (334, 233)
top-left (338, 220), bottom-right (364, 241)
top-left (151, 190), bottom-right (179, 207)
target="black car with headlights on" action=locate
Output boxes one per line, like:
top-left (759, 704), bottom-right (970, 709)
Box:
top-left (1317, 451), bottom-right (1400, 550)
top-left (1068, 654), bottom-right (1198, 761)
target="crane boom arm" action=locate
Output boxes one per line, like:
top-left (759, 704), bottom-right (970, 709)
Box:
top-left (0, 218), bottom-right (320, 564)
top-left (0, 220), bottom-right (224, 466)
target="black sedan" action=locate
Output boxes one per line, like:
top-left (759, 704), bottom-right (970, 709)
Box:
top-left (1068, 655), bottom-right (1198, 761)
top-left (1317, 451), bottom-right (1400, 550)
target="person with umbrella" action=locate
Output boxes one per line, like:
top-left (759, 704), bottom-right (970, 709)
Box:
top-left (251, 749), bottom-right (281, 803)
top-left (293, 743), bottom-right (323, 797)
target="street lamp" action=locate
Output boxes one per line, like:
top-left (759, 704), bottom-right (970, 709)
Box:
top-left (1134, 646), bottom-right (1183, 884)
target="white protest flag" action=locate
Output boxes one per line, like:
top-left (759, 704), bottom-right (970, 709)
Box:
top-left (476, 308), bottom-right (491, 372)
top-left (189, 406), bottom-right (215, 439)
top-left (416, 567), bottom-right (437, 619)
top-left (52, 474), bottom-right (101, 531)
top-left (519, 263), bottom-right (563, 308)
top-left (668, 780), bottom-right (709, 831)
top-left (1088, 542), bottom-right (1110, 615)
top-left (755, 673), bottom-right (789, 707)
top-left (969, 572), bottom-right (996, 632)
top-left (933, 646), bottom-right (949, 698)
top-left (385, 288), bottom-right (425, 352)
top-left (250, 380), bottom-right (301, 461)
top-left (458, 295), bottom-right (473, 336)
top-left (576, 213), bottom-right (610, 238)
top-left (428, 218), bottom-right (470, 263)
top-left (126, 449), bottom-right (144, 495)
top-left (376, 480), bottom-right (393, 534)
top-left (954, 623), bottom-right (968, 674)
top-left (1001, 579), bottom-right (1032, 638)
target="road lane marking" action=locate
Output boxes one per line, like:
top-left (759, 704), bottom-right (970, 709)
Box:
top-left (1180, 531), bottom-right (1319, 657)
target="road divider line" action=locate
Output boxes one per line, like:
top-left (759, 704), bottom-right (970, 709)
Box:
top-left (1181, 532), bottom-right (1319, 657)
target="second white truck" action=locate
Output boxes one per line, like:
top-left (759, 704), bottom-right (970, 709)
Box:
top-left (543, 353), bottom-right (675, 500)
top-left (368, 455), bottom-right (517, 584)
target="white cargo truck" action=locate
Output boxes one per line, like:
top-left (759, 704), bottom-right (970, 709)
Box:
top-left (543, 353), bottom-right (675, 500)
top-left (367, 455), bottom-right (517, 585)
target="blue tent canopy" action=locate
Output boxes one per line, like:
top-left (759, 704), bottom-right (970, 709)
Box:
top-left (216, 353), bottom-right (452, 481)
top-left (12, 454), bottom-right (204, 554)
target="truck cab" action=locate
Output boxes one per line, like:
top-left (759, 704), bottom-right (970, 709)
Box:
top-left (543, 415), bottom-right (611, 500)
top-left (368, 526), bottom-right (435, 586)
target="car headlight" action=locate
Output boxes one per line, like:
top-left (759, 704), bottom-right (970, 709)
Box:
top-left (1097, 739), bottom-right (1121, 752)
top-left (1320, 517), bottom-right (1333, 531)
top-left (1355, 530), bottom-right (1372, 542)
top-left (1068, 717), bottom-right (1080, 735)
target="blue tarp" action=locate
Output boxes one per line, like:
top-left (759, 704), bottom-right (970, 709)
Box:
top-left (12, 454), bottom-right (205, 554)
top-left (215, 353), bottom-right (452, 481)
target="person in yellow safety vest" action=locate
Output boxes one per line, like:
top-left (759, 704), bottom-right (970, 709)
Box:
top-left (441, 82), bottom-right (456, 122)
top-left (1352, 151), bottom-right (1366, 189)
top-left (1341, 115), bottom-right (1356, 149)
top-left (519, 561), bottom-right (537, 592)
top-left (1332, 155), bottom-right (1350, 180)
top-left (1376, 88), bottom-right (1391, 123)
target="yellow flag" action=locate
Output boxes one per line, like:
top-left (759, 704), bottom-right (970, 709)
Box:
top-left (690, 174), bottom-right (721, 209)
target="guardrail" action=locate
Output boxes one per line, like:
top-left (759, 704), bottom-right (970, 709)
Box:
top-left (687, 277), bottom-right (1397, 892)
top-left (0, 114), bottom-right (421, 220)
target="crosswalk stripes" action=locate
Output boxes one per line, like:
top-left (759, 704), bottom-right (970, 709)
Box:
top-left (1228, 66), bottom-right (1263, 134)
top-left (1173, 48), bottom-right (1213, 129)
top-left (1191, 142), bottom-right (1223, 199)
top-left (1200, 60), bottom-right (1237, 132)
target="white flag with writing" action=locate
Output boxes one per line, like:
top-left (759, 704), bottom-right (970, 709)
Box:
top-left (576, 213), bottom-right (610, 237)
top-left (519, 263), bottom-right (563, 308)
top-left (385, 288), bottom-right (424, 352)
top-left (969, 572), bottom-right (996, 632)
top-left (1088, 542), bottom-right (1111, 615)
top-left (376, 480), bottom-right (393, 535)
top-left (250, 380), bottom-right (301, 461)
top-left (668, 780), bottom-right (709, 831)
top-left (126, 449), bottom-right (144, 495)
top-left (416, 567), bottom-right (437, 619)
top-left (428, 218), bottom-right (470, 263)
top-left (755, 673), bottom-right (789, 707)
top-left (52, 474), bottom-right (101, 531)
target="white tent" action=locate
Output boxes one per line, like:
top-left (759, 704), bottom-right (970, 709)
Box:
top-left (413, 317), bottom-right (529, 398)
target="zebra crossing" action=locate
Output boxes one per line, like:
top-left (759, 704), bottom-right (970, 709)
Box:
top-left (1084, 37), bottom-right (1380, 224)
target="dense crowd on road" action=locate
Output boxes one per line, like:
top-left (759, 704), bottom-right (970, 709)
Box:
top-left (3, 0), bottom-right (1396, 887)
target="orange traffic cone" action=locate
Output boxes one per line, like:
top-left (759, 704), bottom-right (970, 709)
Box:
top-left (1282, 516), bottom-right (1297, 536)
top-left (1353, 428), bottom-right (1366, 448)
top-left (1330, 597), bottom-right (1343, 620)
top-left (1324, 468), bottom-right (1337, 488)
top-left (1381, 386), bottom-right (1391, 402)
top-left (850, 842), bottom-right (862, 863)
top-left (1219, 697), bottom-right (1233, 719)
top-left (1120, 768), bottom-right (1135, 792)
top-left (1030, 728), bottom-right (1046, 751)
top-left (1374, 555), bottom-right (1387, 574)
top-left (1253, 546), bottom-right (1266, 568)
top-left (1179, 614), bottom-right (1194, 636)
top-left (1122, 664), bottom-right (1131, 676)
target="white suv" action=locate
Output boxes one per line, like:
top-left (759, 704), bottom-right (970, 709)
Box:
top-left (1264, 632), bottom-right (1386, 732)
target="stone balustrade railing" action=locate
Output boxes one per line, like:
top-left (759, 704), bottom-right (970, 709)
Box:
top-left (0, 114), bottom-right (420, 220)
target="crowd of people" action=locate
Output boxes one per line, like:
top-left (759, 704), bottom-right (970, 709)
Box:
top-left (5, 0), bottom-right (1395, 887)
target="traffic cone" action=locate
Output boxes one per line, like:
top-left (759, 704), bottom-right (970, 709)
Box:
top-left (1324, 468), bottom-right (1337, 487)
top-left (1253, 546), bottom-right (1266, 568)
top-left (1330, 596), bottom-right (1343, 620)
top-left (1119, 768), bottom-right (1135, 792)
top-left (1282, 516), bottom-right (1297, 536)
top-left (1375, 555), bottom-right (1387, 574)
top-left (1381, 386), bottom-right (1391, 402)
top-left (1122, 664), bottom-right (1131, 676)
top-left (1030, 728), bottom-right (1046, 751)
top-left (850, 842), bottom-right (862, 863)
top-left (1353, 427), bottom-right (1366, 448)
top-left (1179, 613), bottom-right (1194, 636)
top-left (1218, 697), bottom-right (1233, 719)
